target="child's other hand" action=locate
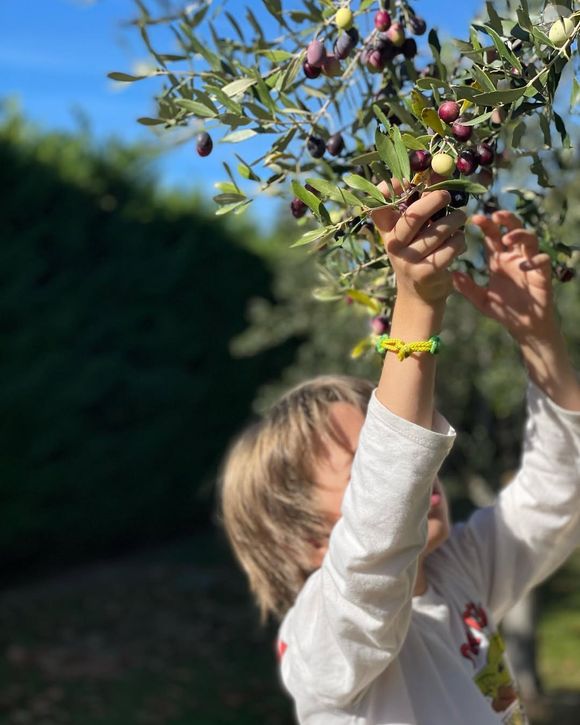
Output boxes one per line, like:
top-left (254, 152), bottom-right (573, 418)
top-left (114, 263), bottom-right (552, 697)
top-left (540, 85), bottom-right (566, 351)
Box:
top-left (452, 210), bottom-right (557, 345)
top-left (372, 180), bottom-right (467, 306)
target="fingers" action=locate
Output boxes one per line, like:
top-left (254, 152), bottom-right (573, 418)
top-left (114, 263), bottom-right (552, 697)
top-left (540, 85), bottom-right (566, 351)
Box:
top-left (452, 271), bottom-right (504, 319)
top-left (390, 190), bottom-right (451, 250)
top-left (427, 230), bottom-right (467, 270)
top-left (452, 271), bottom-right (487, 313)
top-left (470, 214), bottom-right (502, 256)
top-left (491, 210), bottom-right (523, 232)
top-left (407, 210), bottom-right (467, 260)
top-left (519, 253), bottom-right (552, 289)
top-left (371, 178), bottom-right (405, 234)
top-left (502, 228), bottom-right (539, 259)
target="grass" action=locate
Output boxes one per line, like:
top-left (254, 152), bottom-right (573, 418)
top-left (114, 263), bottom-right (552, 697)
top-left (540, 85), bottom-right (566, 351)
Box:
top-left (1, 530), bottom-right (580, 724)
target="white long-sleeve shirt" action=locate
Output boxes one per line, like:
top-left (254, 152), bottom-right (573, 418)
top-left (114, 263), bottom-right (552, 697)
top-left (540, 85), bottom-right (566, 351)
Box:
top-left (278, 381), bottom-right (580, 724)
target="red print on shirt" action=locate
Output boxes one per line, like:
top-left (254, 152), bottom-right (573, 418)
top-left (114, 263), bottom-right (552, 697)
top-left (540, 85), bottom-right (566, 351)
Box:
top-left (460, 602), bottom-right (488, 667)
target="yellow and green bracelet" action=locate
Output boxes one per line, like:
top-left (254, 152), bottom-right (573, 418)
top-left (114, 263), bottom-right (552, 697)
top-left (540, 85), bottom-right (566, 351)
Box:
top-left (375, 334), bottom-right (441, 361)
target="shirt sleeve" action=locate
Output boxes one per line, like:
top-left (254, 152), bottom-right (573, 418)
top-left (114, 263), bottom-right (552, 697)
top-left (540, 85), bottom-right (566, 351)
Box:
top-left (446, 379), bottom-right (580, 623)
top-left (279, 389), bottom-right (456, 709)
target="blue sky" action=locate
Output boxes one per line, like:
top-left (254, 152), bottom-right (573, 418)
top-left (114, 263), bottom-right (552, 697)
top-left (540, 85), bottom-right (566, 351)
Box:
top-left (1, 0), bottom-right (487, 227)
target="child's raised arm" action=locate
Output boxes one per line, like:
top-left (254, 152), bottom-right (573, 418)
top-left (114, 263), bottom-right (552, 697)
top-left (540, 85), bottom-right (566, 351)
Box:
top-left (373, 182), bottom-right (466, 428)
top-left (279, 185), bottom-right (463, 712)
top-left (445, 210), bottom-right (580, 623)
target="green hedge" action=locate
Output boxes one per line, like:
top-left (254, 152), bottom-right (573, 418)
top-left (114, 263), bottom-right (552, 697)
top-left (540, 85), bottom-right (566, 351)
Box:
top-left (0, 111), bottom-right (295, 571)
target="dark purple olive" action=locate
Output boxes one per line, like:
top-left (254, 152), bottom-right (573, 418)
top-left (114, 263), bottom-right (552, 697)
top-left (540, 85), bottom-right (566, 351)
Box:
top-left (290, 198), bottom-right (307, 218)
top-left (196, 132), bottom-right (213, 157)
top-left (326, 132), bottom-right (345, 156)
top-left (307, 136), bottom-right (326, 158)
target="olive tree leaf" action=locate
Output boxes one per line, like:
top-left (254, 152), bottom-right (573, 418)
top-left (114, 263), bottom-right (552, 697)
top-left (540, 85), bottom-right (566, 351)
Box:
top-left (215, 200), bottom-right (252, 216)
top-left (473, 23), bottom-right (523, 73)
top-left (108, 71), bottom-right (147, 82)
top-left (175, 99), bottom-right (218, 117)
top-left (391, 126), bottom-right (411, 181)
top-left (554, 112), bottom-right (571, 148)
top-left (344, 174), bottom-right (387, 204)
top-left (472, 87), bottom-right (526, 105)
top-left (424, 180), bottom-right (488, 194)
top-left (221, 77), bottom-right (258, 97)
top-left (221, 128), bottom-right (259, 143)
top-left (291, 181), bottom-right (331, 224)
top-left (571, 78), bottom-right (580, 112)
top-left (401, 133), bottom-right (428, 151)
top-left (421, 108), bottom-right (446, 136)
top-left (485, 2), bottom-right (504, 35)
top-left (291, 226), bottom-right (336, 247)
top-left (137, 117), bottom-right (165, 126)
top-left (345, 289), bottom-right (382, 314)
top-left (375, 129), bottom-right (402, 183)
top-left (511, 120), bottom-right (526, 148)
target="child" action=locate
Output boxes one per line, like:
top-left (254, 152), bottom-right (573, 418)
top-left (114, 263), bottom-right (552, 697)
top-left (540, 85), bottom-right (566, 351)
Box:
top-left (219, 183), bottom-right (580, 724)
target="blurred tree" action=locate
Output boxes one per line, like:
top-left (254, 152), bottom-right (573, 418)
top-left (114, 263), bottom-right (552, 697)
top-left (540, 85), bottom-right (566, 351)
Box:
top-left (0, 104), bottom-right (297, 573)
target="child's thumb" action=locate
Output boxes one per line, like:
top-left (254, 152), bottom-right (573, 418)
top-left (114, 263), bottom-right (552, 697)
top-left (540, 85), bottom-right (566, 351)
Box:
top-left (452, 271), bottom-right (487, 313)
top-left (370, 179), bottom-right (404, 234)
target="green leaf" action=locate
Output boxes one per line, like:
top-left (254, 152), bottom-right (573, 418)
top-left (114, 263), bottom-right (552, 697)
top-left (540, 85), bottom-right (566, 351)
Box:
top-left (401, 133), bottom-right (427, 151)
top-left (421, 108), bottom-right (446, 136)
top-left (515, 2), bottom-right (532, 31)
top-left (485, 2), bottom-right (504, 34)
top-left (375, 130), bottom-right (401, 183)
top-left (221, 77), bottom-right (258, 97)
top-left (344, 174), bottom-right (387, 204)
top-left (372, 104), bottom-right (391, 129)
top-left (257, 49), bottom-right (294, 62)
top-left (137, 117), bottom-right (165, 126)
top-left (291, 181), bottom-right (331, 224)
top-left (175, 99), bottom-right (217, 118)
top-left (460, 110), bottom-right (494, 126)
top-left (235, 154), bottom-right (261, 182)
top-left (305, 179), bottom-right (363, 207)
top-left (108, 71), bottom-right (147, 82)
top-left (530, 155), bottom-right (553, 188)
top-left (350, 150), bottom-right (380, 165)
top-left (473, 23), bottom-right (522, 73)
top-left (221, 128), bottom-right (258, 143)
top-left (213, 192), bottom-right (247, 204)
top-left (391, 126), bottom-right (411, 182)
top-left (291, 226), bottom-right (335, 247)
top-left (472, 87), bottom-right (526, 105)
top-left (204, 85), bottom-right (243, 114)
top-left (215, 200), bottom-right (252, 216)
top-left (554, 112), bottom-right (571, 149)
top-left (214, 181), bottom-right (239, 194)
top-left (424, 180), bottom-right (488, 194)
top-left (344, 289), bottom-right (382, 314)
top-left (262, 0), bottom-right (283, 23)
top-left (469, 65), bottom-right (497, 92)
top-left (511, 120), bottom-right (526, 148)
top-left (571, 78), bottom-right (580, 112)
top-left (539, 114), bottom-right (551, 147)
top-left (350, 337), bottom-right (373, 359)
top-left (410, 89), bottom-right (429, 121)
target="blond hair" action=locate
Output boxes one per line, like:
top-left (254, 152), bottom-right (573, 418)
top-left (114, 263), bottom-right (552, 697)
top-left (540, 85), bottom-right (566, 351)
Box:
top-left (217, 375), bottom-right (374, 623)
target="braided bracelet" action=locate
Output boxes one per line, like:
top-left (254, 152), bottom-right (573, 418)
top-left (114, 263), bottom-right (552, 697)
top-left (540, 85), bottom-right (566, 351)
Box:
top-left (375, 334), bottom-right (441, 361)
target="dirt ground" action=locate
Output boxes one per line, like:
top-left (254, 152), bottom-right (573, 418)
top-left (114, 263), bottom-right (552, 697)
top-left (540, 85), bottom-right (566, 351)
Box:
top-left (0, 530), bottom-right (579, 725)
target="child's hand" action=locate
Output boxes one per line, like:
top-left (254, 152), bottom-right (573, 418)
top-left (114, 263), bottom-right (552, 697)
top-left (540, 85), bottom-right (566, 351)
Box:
top-left (452, 211), bottom-right (557, 345)
top-left (372, 181), bottom-right (467, 306)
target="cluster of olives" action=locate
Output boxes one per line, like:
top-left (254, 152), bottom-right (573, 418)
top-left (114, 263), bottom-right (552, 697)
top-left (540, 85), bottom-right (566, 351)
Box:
top-left (361, 7), bottom-right (427, 72)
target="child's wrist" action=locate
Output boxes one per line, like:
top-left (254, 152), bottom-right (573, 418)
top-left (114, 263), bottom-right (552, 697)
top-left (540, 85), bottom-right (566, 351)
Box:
top-left (392, 293), bottom-right (446, 337)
